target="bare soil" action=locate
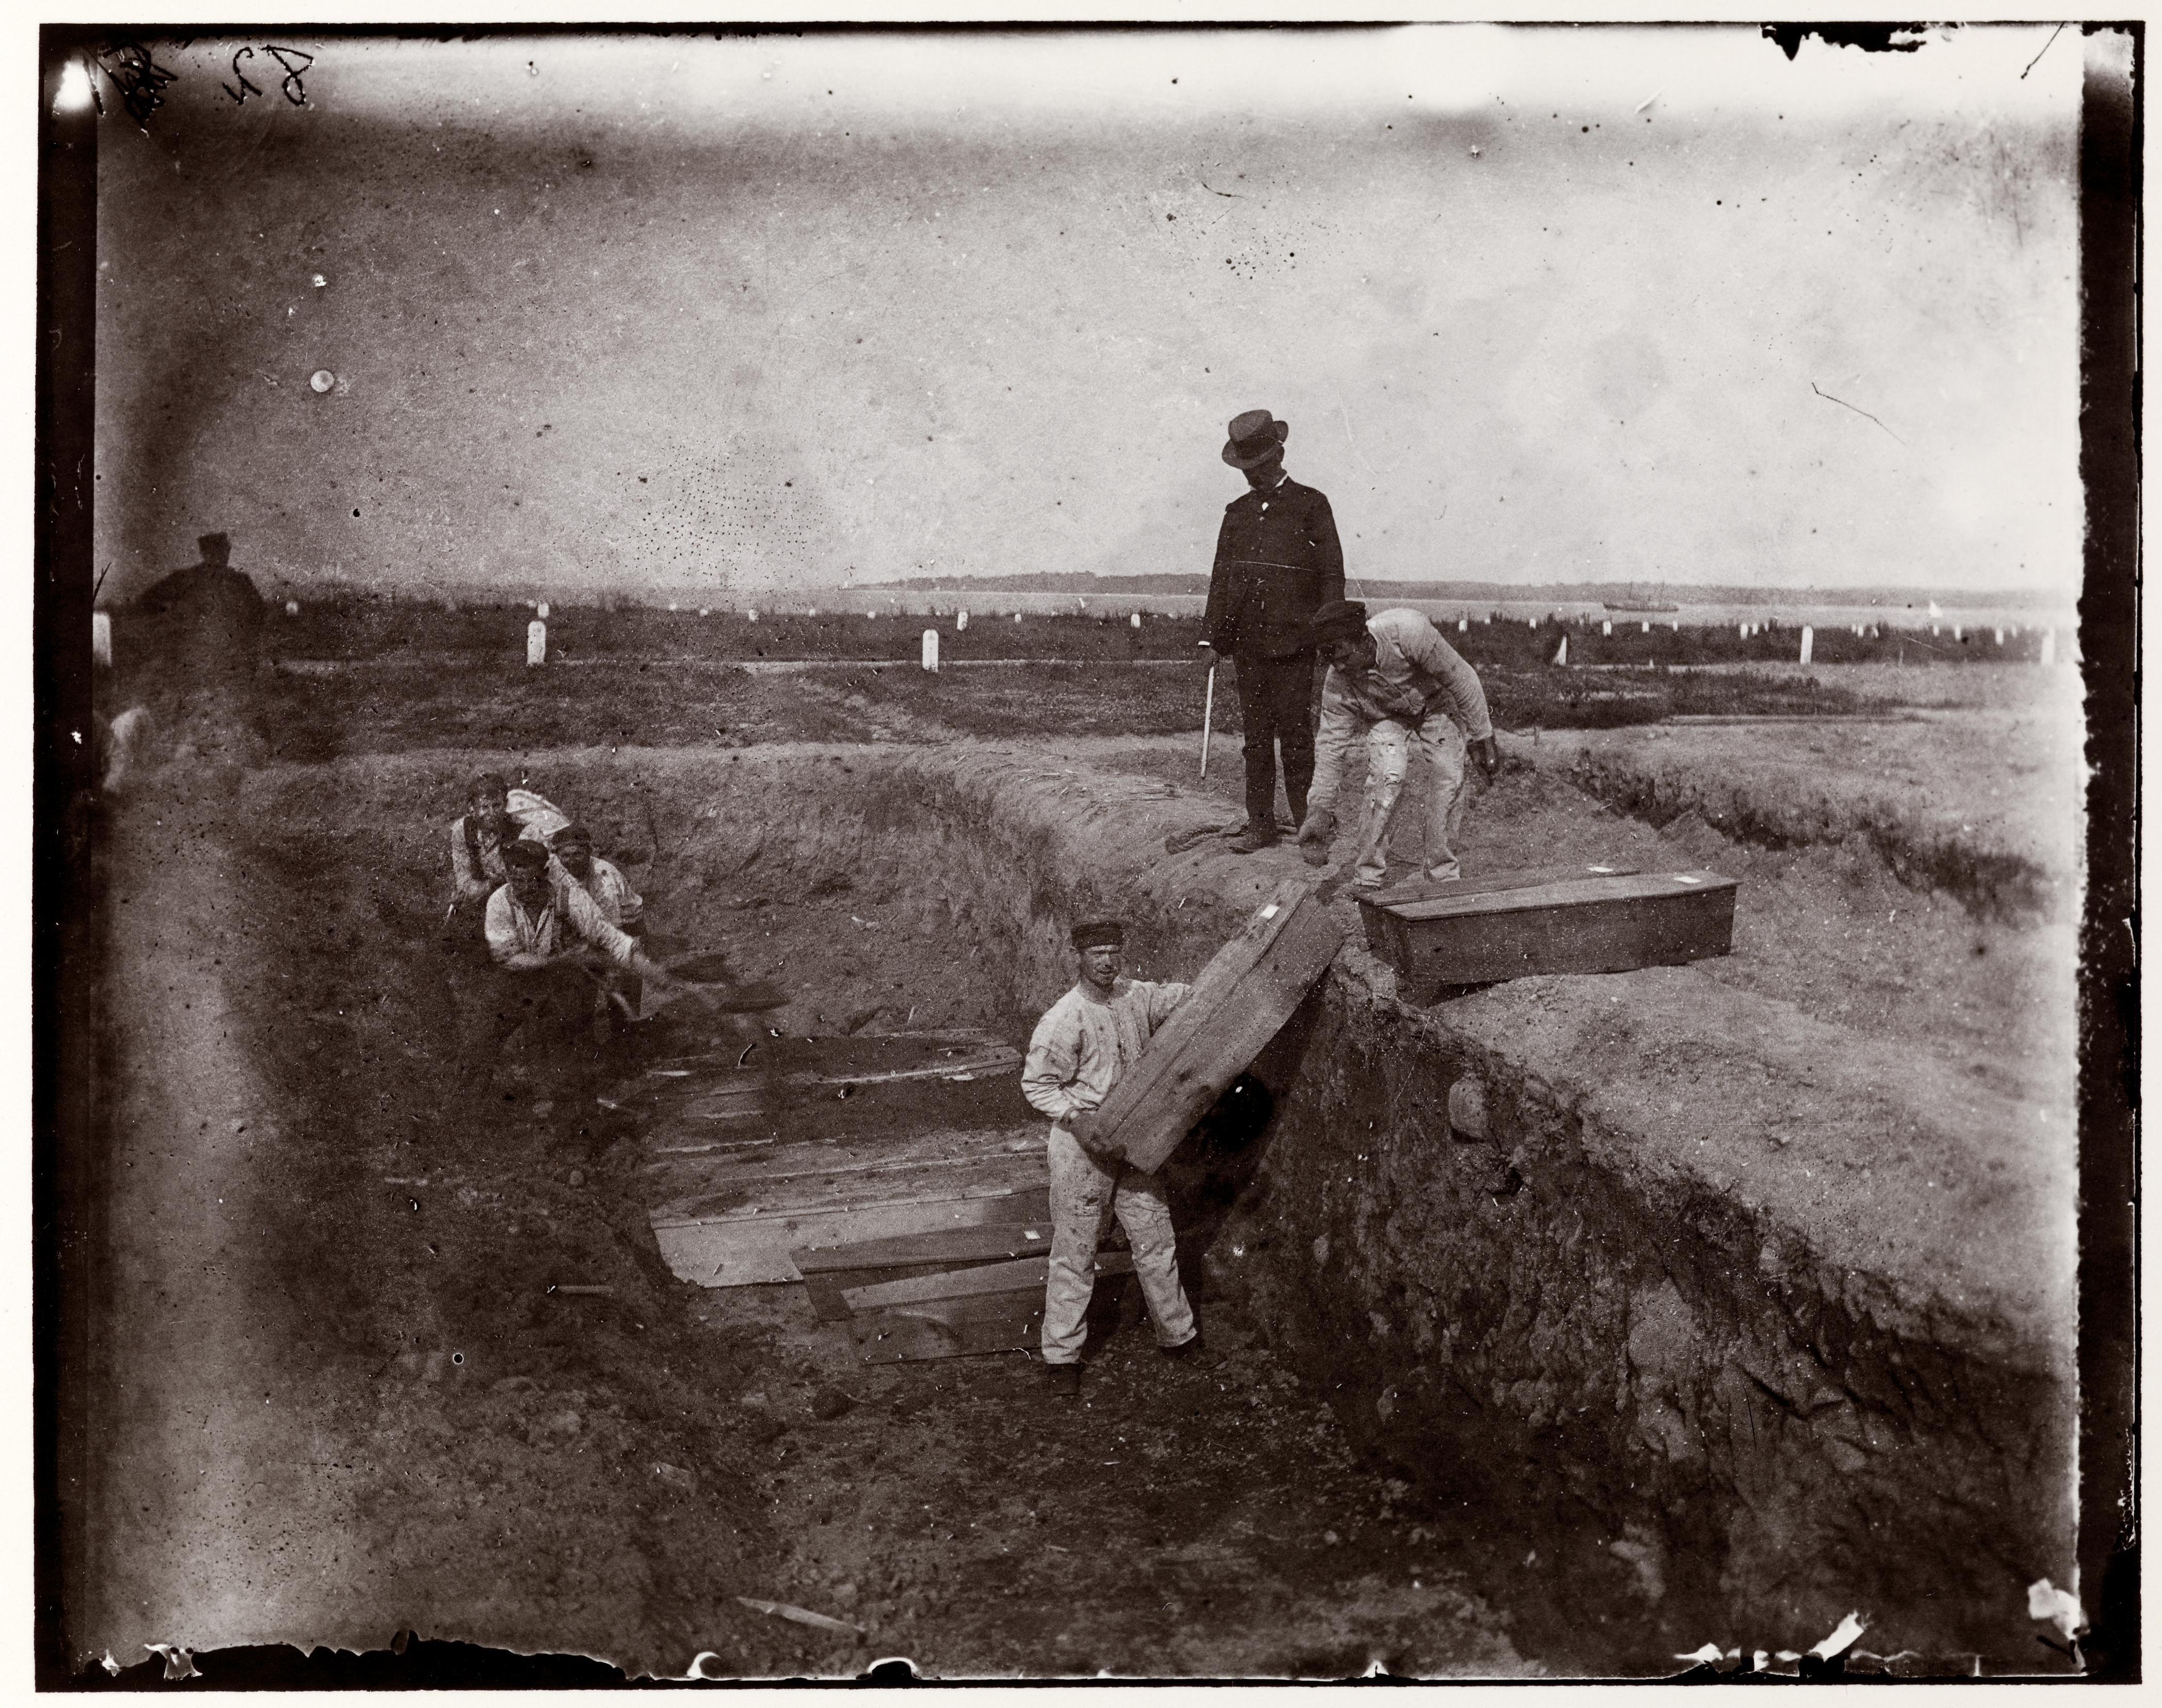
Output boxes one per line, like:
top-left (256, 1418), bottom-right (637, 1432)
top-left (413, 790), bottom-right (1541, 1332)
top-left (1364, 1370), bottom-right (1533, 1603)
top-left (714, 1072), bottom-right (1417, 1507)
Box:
top-left (75, 653), bottom-right (2076, 1680)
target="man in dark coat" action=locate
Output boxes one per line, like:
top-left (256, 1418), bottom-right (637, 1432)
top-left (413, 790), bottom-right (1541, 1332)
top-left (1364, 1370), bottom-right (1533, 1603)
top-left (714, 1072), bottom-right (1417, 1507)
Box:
top-left (133, 532), bottom-right (265, 687)
top-left (1199, 410), bottom-right (1344, 853)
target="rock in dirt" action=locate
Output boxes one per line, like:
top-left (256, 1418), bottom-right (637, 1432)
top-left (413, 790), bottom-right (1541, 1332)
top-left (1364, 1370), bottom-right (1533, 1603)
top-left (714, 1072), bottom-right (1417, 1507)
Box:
top-left (810, 1386), bottom-right (855, 1420)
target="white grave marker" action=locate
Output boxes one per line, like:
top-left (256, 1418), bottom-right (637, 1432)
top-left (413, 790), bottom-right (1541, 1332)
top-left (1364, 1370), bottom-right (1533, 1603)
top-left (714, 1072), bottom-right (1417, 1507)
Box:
top-left (536, 601), bottom-right (550, 619)
top-left (1799, 625), bottom-right (1814, 664)
top-left (921, 629), bottom-right (939, 672)
top-left (527, 619), bottom-right (547, 666)
top-left (748, 609), bottom-right (758, 622)
top-left (957, 609), bottom-right (969, 631)
top-left (285, 600), bottom-right (300, 617)
top-left (1130, 612), bottom-right (1142, 629)
top-left (1552, 635), bottom-right (1568, 666)
top-left (1603, 620), bottom-right (1613, 636)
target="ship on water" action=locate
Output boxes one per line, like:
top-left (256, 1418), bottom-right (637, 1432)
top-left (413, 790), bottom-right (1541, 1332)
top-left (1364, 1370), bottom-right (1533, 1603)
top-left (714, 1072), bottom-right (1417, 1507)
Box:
top-left (1601, 587), bottom-right (1681, 615)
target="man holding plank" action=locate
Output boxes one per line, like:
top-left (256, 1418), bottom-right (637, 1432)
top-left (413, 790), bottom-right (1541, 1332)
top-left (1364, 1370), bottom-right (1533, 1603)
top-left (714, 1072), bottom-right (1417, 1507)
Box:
top-left (1022, 920), bottom-right (1214, 1398)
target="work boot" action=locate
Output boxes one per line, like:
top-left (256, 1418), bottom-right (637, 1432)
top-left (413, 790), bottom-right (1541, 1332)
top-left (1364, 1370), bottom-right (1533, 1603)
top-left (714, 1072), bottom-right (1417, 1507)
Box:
top-left (1225, 824), bottom-right (1279, 855)
top-left (1159, 1334), bottom-right (1224, 1369)
top-left (1043, 1362), bottom-right (1082, 1399)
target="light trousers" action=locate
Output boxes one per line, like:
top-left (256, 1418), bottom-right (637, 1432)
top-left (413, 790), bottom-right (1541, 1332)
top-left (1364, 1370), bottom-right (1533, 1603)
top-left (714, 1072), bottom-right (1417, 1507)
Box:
top-left (1341, 711), bottom-right (1470, 887)
top-left (1040, 1127), bottom-right (1196, 1365)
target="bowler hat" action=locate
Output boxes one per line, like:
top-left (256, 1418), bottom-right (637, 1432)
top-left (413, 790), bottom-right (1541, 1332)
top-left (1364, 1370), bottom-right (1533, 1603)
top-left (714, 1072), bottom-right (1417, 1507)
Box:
top-left (1222, 410), bottom-right (1289, 470)
top-left (549, 821), bottom-right (594, 851)
top-left (499, 837), bottom-right (549, 869)
top-left (1070, 920), bottom-right (1125, 950)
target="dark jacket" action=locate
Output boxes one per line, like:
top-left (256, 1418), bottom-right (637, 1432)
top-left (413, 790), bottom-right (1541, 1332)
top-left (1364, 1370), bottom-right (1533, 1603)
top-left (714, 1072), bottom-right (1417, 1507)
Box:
top-left (1203, 477), bottom-right (1345, 659)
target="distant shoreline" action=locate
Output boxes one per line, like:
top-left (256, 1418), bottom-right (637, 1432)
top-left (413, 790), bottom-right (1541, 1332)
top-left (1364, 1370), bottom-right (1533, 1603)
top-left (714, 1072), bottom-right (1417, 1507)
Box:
top-left (211, 574), bottom-right (2075, 616)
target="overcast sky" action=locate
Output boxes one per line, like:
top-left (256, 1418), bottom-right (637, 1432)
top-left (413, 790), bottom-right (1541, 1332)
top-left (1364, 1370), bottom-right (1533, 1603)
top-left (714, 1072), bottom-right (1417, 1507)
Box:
top-left (93, 25), bottom-right (2082, 601)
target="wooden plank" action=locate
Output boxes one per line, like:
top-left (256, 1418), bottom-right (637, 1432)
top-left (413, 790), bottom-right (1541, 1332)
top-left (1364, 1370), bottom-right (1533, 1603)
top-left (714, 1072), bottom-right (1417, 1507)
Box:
top-left (1384, 869), bottom-right (1736, 923)
top-left (800, 1045), bottom-right (1021, 1087)
top-left (644, 1028), bottom-right (1006, 1074)
top-left (793, 1221), bottom-right (1061, 1275)
top-left (1091, 878), bottom-right (1305, 1122)
top-left (653, 1148), bottom-right (1047, 1225)
top-left (650, 1184), bottom-right (1053, 1287)
top-left (1096, 881), bottom-right (1345, 1174)
top-left (1393, 875), bottom-right (1737, 996)
top-left (1363, 862), bottom-right (1642, 911)
top-left (803, 1257), bottom-right (1012, 1322)
top-left (841, 1250), bottom-right (1135, 1314)
top-left (796, 1218), bottom-right (1088, 1322)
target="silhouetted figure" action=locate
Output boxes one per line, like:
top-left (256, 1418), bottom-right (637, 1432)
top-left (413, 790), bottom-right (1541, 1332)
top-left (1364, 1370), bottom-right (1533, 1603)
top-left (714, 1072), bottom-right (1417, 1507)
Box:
top-left (133, 532), bottom-right (265, 688)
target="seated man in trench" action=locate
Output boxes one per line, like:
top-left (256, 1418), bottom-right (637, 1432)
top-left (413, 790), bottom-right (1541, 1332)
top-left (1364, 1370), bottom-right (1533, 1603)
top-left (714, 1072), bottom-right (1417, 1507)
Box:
top-left (1022, 919), bottom-right (1219, 1399)
top-left (548, 820), bottom-right (646, 1032)
top-left (445, 769), bottom-right (572, 954)
top-left (1295, 600), bottom-right (1502, 891)
top-left (465, 837), bottom-right (676, 1076)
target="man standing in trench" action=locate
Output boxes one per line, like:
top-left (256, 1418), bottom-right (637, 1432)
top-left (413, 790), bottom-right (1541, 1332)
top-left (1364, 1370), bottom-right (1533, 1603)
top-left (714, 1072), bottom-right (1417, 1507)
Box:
top-left (1022, 921), bottom-right (1217, 1397)
top-left (1200, 409), bottom-right (1345, 853)
top-left (1296, 600), bottom-right (1502, 890)
top-left (465, 837), bottom-right (676, 1075)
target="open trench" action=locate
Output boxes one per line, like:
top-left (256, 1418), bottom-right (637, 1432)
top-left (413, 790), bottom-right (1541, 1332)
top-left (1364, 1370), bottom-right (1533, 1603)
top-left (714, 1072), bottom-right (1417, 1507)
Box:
top-left (77, 735), bottom-right (2078, 1679)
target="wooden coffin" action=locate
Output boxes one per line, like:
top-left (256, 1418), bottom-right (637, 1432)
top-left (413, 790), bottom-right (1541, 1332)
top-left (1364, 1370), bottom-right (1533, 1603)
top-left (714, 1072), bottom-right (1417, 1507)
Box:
top-left (1363, 868), bottom-right (1737, 999)
top-left (1356, 864), bottom-right (1640, 962)
top-left (1092, 877), bottom-right (1344, 1174)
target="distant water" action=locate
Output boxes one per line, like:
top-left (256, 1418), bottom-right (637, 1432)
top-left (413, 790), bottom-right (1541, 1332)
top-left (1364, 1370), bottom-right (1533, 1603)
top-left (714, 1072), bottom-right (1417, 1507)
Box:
top-left (682, 589), bottom-right (2073, 635)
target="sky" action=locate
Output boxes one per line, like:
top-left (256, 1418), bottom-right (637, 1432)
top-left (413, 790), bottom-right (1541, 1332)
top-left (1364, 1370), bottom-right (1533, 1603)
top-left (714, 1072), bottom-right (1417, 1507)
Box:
top-left (89, 25), bottom-right (2084, 602)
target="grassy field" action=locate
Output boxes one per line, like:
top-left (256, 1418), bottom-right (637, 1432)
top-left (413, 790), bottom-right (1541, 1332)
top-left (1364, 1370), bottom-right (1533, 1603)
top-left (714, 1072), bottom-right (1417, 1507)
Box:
top-left (120, 588), bottom-right (2061, 671)
top-left (1525, 695), bottom-right (2082, 921)
top-left (213, 657), bottom-right (1909, 762)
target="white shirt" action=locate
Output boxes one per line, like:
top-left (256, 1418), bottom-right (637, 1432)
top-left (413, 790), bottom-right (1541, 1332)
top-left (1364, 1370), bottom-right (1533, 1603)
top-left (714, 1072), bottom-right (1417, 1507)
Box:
top-left (1324, 607), bottom-right (1493, 739)
top-left (1023, 978), bottom-right (1192, 1126)
top-left (484, 880), bottom-right (639, 969)
top-left (560, 855), bottom-right (642, 928)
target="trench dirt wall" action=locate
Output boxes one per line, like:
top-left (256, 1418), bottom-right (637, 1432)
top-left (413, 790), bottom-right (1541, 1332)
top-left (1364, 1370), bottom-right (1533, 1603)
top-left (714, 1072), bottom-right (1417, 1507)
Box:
top-left (240, 740), bottom-right (2075, 1665)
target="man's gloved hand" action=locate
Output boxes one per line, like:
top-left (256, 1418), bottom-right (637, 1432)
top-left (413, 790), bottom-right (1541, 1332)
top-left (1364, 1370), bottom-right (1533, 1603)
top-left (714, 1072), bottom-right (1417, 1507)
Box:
top-left (1472, 736), bottom-right (1501, 781)
top-left (1296, 807), bottom-right (1336, 868)
top-left (1064, 1110), bottom-right (1121, 1163)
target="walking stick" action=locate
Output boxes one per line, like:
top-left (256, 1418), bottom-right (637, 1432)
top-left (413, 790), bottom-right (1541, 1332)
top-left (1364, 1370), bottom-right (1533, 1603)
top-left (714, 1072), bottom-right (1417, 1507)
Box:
top-left (1199, 658), bottom-right (1216, 779)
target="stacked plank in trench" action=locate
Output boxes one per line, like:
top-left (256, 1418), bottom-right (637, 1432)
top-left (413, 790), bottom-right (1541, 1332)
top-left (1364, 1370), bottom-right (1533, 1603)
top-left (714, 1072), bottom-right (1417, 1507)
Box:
top-left (631, 1030), bottom-right (1047, 1286)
